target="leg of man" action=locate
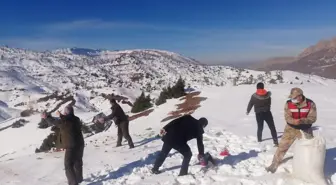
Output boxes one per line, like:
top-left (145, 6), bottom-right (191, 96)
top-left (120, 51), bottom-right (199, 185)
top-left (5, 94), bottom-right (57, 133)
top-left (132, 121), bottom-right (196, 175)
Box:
top-left (120, 121), bottom-right (134, 148)
top-left (266, 125), bottom-right (298, 173)
top-left (255, 112), bottom-right (264, 142)
top-left (74, 146), bottom-right (84, 183)
top-left (152, 143), bottom-right (173, 172)
top-left (264, 111), bottom-right (278, 145)
top-left (116, 124), bottom-right (123, 147)
top-left (174, 143), bottom-right (192, 176)
top-left (64, 148), bottom-right (78, 185)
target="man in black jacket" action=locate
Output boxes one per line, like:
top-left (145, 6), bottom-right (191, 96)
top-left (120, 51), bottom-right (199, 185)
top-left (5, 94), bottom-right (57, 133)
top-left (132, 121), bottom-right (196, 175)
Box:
top-left (151, 115), bottom-right (208, 176)
top-left (41, 105), bottom-right (84, 185)
top-left (99, 99), bottom-right (134, 148)
top-left (246, 82), bottom-right (278, 146)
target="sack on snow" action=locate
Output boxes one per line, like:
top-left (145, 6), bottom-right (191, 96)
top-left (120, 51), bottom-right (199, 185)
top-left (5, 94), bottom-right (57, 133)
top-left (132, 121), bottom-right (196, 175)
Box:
top-left (292, 128), bottom-right (327, 185)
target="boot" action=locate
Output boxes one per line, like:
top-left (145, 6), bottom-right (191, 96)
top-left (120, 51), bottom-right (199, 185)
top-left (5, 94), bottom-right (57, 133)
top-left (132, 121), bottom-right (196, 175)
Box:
top-left (178, 171), bottom-right (188, 176)
top-left (129, 141), bottom-right (135, 149)
top-left (273, 140), bottom-right (279, 147)
top-left (151, 168), bottom-right (161, 174)
top-left (265, 163), bottom-right (278, 173)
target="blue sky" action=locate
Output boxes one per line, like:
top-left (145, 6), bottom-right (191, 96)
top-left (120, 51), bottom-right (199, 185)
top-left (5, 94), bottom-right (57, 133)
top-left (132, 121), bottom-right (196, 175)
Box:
top-left (1, 0), bottom-right (336, 63)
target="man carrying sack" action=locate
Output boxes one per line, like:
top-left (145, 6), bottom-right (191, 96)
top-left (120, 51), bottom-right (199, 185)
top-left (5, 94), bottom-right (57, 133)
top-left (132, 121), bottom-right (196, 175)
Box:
top-left (266, 87), bottom-right (317, 173)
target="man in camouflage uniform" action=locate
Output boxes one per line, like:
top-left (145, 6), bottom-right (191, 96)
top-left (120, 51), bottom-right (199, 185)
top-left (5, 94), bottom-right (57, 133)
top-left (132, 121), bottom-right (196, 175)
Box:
top-left (266, 87), bottom-right (317, 173)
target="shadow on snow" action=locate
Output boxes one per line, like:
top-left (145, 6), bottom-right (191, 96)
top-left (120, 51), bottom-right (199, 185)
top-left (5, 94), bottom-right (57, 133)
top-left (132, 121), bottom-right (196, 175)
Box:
top-left (134, 135), bottom-right (161, 148)
top-left (325, 147), bottom-right (336, 184)
top-left (86, 136), bottom-right (177, 185)
top-left (217, 150), bottom-right (260, 167)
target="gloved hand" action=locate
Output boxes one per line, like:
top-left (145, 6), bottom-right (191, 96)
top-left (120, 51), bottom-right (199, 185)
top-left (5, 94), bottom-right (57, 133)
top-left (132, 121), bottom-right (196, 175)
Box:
top-left (159, 128), bottom-right (167, 136)
top-left (56, 110), bottom-right (61, 117)
top-left (198, 154), bottom-right (206, 166)
top-left (98, 117), bottom-right (105, 124)
top-left (41, 112), bottom-right (47, 119)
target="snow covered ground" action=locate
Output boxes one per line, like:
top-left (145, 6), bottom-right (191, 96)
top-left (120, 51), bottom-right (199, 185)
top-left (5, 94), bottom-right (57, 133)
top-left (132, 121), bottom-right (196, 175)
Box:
top-left (0, 84), bottom-right (335, 185)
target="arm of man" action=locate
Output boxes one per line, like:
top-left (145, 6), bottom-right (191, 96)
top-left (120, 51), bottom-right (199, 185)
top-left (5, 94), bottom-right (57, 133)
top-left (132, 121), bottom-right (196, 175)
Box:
top-left (196, 135), bottom-right (205, 156)
top-left (246, 95), bottom-right (254, 114)
top-left (284, 102), bottom-right (296, 124)
top-left (300, 102), bottom-right (317, 124)
top-left (105, 106), bottom-right (116, 121)
top-left (44, 117), bottom-right (64, 128)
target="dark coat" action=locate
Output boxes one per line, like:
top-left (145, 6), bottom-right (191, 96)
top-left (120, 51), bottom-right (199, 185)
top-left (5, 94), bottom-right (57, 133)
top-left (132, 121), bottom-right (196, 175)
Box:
top-left (247, 91), bottom-right (272, 114)
top-left (45, 114), bottom-right (84, 149)
top-left (162, 115), bottom-right (204, 155)
top-left (105, 103), bottom-right (128, 125)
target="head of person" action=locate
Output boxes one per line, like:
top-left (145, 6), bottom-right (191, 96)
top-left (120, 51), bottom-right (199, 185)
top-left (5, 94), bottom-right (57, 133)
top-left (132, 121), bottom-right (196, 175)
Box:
top-left (63, 105), bottom-right (74, 115)
top-left (288, 87), bottom-right (304, 104)
top-left (198, 117), bottom-right (208, 128)
top-left (256, 82), bottom-right (264, 90)
top-left (256, 82), bottom-right (268, 96)
top-left (110, 99), bottom-right (117, 106)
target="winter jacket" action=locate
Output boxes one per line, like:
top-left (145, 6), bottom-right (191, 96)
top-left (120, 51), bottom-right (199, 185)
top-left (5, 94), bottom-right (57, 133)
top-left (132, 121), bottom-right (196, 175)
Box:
top-left (45, 114), bottom-right (84, 149)
top-left (247, 90), bottom-right (272, 114)
top-left (105, 103), bottom-right (128, 125)
top-left (162, 115), bottom-right (205, 155)
top-left (285, 96), bottom-right (317, 130)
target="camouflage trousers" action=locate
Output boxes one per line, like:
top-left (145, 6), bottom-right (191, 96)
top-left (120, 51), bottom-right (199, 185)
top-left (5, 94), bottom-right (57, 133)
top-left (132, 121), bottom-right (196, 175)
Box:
top-left (270, 125), bottom-right (313, 167)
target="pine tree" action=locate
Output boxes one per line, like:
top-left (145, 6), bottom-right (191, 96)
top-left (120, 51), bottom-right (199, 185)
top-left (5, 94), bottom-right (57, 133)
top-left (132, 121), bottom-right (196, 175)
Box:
top-left (131, 92), bottom-right (153, 113)
top-left (172, 77), bottom-right (186, 98)
top-left (144, 94), bottom-right (153, 109)
top-left (155, 77), bottom-right (186, 106)
top-left (166, 86), bottom-right (174, 99)
top-left (156, 88), bottom-right (168, 106)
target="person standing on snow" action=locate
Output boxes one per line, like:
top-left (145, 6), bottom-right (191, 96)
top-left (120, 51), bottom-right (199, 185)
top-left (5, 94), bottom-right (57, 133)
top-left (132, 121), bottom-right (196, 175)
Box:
top-left (246, 82), bottom-right (278, 146)
top-left (99, 99), bottom-right (134, 148)
top-left (41, 105), bottom-right (84, 185)
top-left (266, 87), bottom-right (317, 173)
top-left (151, 115), bottom-right (208, 176)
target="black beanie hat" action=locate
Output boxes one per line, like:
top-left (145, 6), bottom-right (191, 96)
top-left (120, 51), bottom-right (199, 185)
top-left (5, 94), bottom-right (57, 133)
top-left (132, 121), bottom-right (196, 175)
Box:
top-left (257, 82), bottom-right (264, 89)
top-left (199, 117), bottom-right (208, 128)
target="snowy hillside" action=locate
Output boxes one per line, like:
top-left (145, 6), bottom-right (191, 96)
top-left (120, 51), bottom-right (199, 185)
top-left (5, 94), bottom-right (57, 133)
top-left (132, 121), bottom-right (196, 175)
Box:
top-left (2, 46), bottom-right (336, 123)
top-left (0, 83), bottom-right (335, 185)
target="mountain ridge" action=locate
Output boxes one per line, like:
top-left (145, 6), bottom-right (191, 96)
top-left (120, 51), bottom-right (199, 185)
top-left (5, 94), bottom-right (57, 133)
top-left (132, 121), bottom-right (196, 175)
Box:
top-left (250, 36), bottom-right (336, 79)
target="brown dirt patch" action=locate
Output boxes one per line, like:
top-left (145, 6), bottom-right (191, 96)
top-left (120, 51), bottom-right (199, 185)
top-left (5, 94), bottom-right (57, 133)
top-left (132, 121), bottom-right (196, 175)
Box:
top-left (102, 93), bottom-right (133, 107)
top-left (129, 109), bottom-right (154, 121)
top-left (178, 91), bottom-right (201, 101)
top-left (161, 91), bottom-right (207, 122)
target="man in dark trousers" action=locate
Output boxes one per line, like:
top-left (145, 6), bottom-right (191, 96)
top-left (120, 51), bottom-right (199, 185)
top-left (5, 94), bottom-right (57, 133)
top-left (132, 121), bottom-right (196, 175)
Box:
top-left (246, 82), bottom-right (278, 146)
top-left (99, 99), bottom-right (134, 148)
top-left (151, 115), bottom-right (208, 176)
top-left (41, 105), bottom-right (84, 185)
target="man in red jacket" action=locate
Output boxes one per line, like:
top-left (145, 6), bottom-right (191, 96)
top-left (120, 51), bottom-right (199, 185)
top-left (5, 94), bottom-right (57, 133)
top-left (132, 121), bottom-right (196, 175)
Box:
top-left (266, 87), bottom-right (317, 173)
top-left (246, 82), bottom-right (278, 146)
